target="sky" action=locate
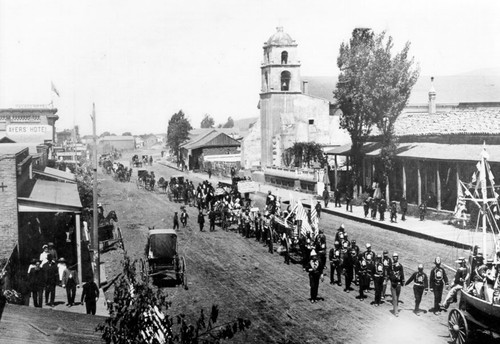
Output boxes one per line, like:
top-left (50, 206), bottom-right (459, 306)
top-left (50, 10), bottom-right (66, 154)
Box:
top-left (1, 0), bottom-right (499, 136)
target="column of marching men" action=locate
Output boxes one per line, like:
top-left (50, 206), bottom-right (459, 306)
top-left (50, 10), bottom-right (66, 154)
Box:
top-left (165, 179), bottom-right (488, 318)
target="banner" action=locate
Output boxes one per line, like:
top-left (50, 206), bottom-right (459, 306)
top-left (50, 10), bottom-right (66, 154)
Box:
top-left (238, 181), bottom-right (258, 193)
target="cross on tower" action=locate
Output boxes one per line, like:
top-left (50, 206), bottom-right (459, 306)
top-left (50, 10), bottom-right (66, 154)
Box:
top-left (0, 182), bottom-right (7, 192)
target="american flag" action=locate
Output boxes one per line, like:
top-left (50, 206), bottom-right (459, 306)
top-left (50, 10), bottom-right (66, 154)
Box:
top-left (296, 201), bottom-right (312, 236)
top-left (310, 198), bottom-right (319, 238)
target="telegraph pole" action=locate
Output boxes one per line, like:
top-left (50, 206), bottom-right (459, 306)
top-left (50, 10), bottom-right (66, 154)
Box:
top-left (92, 103), bottom-right (100, 286)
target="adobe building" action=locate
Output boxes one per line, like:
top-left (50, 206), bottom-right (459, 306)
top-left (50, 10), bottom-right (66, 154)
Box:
top-left (241, 27), bottom-right (350, 169)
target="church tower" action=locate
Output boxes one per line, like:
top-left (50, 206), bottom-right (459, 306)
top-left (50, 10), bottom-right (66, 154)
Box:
top-left (260, 27), bottom-right (301, 167)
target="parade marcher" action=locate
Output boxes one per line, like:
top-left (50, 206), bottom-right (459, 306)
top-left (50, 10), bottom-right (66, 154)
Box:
top-left (173, 212), bottom-right (179, 230)
top-left (378, 198), bottom-right (387, 221)
top-left (334, 224), bottom-right (345, 243)
top-left (371, 254), bottom-right (385, 306)
top-left (357, 257), bottom-right (371, 300)
top-left (429, 256), bottom-right (449, 314)
top-left (405, 264), bottom-right (429, 315)
top-left (316, 229), bottom-right (327, 269)
top-left (419, 201), bottom-right (427, 221)
top-left (329, 243), bottom-right (342, 286)
top-left (350, 239), bottom-right (360, 257)
top-left (334, 187), bottom-right (341, 208)
top-left (267, 214), bottom-right (274, 254)
top-left (255, 212), bottom-right (262, 242)
top-left (363, 197), bottom-right (371, 218)
top-left (361, 243), bottom-right (374, 261)
top-left (81, 277), bottom-right (100, 315)
top-left (62, 264), bottom-right (79, 307)
top-left (180, 209), bottom-right (189, 228)
top-left (389, 252), bottom-right (405, 317)
top-left (442, 257), bottom-right (469, 309)
top-left (343, 248), bottom-right (356, 293)
top-left (197, 211), bottom-right (205, 232)
top-left (28, 259), bottom-right (45, 308)
top-left (243, 209), bottom-right (251, 237)
top-left (315, 201), bottom-right (322, 219)
top-left (322, 186), bottom-right (330, 208)
top-left (381, 250), bottom-right (393, 299)
top-left (209, 210), bottom-right (216, 232)
top-left (43, 254), bottom-right (58, 307)
top-left (306, 250), bottom-right (324, 303)
top-left (400, 196), bottom-right (408, 221)
top-left (390, 201), bottom-right (398, 223)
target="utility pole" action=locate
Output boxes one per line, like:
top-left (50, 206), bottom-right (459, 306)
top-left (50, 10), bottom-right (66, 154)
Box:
top-left (92, 103), bottom-right (100, 286)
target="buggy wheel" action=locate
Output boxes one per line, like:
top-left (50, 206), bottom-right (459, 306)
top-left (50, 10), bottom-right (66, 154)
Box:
top-left (448, 309), bottom-right (468, 344)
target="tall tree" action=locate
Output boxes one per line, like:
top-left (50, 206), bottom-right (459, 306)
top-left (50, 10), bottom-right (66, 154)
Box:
top-left (222, 116), bottom-right (234, 128)
top-left (122, 132), bottom-right (132, 136)
top-left (284, 142), bottom-right (326, 168)
top-left (334, 28), bottom-right (419, 195)
top-left (167, 110), bottom-right (192, 163)
top-left (200, 114), bottom-right (215, 128)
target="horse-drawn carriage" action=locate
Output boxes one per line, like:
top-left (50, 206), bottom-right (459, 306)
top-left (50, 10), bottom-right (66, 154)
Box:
top-left (131, 154), bottom-right (142, 168)
top-left (136, 169), bottom-right (156, 191)
top-left (273, 216), bottom-right (305, 264)
top-left (146, 228), bottom-right (187, 289)
top-left (167, 175), bottom-right (186, 202)
top-left (97, 209), bottom-right (125, 252)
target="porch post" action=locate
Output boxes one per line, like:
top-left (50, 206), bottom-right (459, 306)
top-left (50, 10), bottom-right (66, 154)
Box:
top-left (436, 162), bottom-right (442, 210)
top-left (334, 155), bottom-right (338, 189)
top-left (386, 178), bottom-right (390, 204)
top-left (456, 163), bottom-right (460, 200)
top-left (417, 161), bottom-right (422, 205)
top-left (75, 213), bottom-right (82, 285)
top-left (362, 158), bottom-right (366, 193)
top-left (402, 161), bottom-right (407, 198)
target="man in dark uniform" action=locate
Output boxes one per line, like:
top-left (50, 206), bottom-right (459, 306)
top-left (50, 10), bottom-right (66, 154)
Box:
top-left (429, 256), bottom-right (449, 314)
top-left (343, 248), bottom-right (356, 293)
top-left (350, 240), bottom-right (360, 257)
top-left (197, 211), bottom-right (205, 232)
top-left (315, 201), bottom-right (322, 219)
top-left (322, 187), bottom-right (330, 208)
top-left (405, 263), bottom-right (429, 315)
top-left (371, 254), bottom-right (385, 306)
top-left (209, 210), bottom-right (216, 232)
top-left (43, 254), bottom-right (58, 307)
top-left (334, 224), bottom-right (346, 243)
top-left (180, 208), bottom-right (189, 228)
top-left (316, 229), bottom-right (327, 269)
top-left (306, 250), bottom-right (324, 303)
top-left (442, 257), bottom-right (469, 309)
top-left (357, 257), bottom-right (371, 300)
top-left (329, 243), bottom-right (342, 286)
top-left (267, 214), bottom-right (275, 254)
top-left (381, 250), bottom-right (393, 299)
top-left (81, 277), bottom-right (100, 315)
top-left (389, 252), bottom-right (405, 317)
top-left (255, 212), bottom-right (263, 242)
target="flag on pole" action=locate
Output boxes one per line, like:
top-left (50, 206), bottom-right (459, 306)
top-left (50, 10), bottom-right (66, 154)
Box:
top-left (285, 192), bottom-right (297, 221)
top-left (310, 198), bottom-right (319, 238)
top-left (51, 81), bottom-right (60, 97)
top-left (296, 200), bottom-right (312, 236)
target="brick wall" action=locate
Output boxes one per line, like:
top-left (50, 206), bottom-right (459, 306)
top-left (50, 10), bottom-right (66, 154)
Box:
top-left (0, 157), bottom-right (18, 261)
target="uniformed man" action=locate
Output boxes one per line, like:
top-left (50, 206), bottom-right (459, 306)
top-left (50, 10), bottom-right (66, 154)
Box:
top-left (442, 257), bottom-right (469, 309)
top-left (243, 209), bottom-right (251, 238)
top-left (267, 214), bottom-right (275, 254)
top-left (361, 243), bottom-right (374, 261)
top-left (357, 257), bottom-right (371, 300)
top-left (315, 201), bottom-right (322, 219)
top-left (371, 254), bottom-right (385, 306)
top-left (315, 229), bottom-right (327, 270)
top-left (389, 252), bottom-right (405, 317)
top-left (429, 256), bottom-right (449, 314)
top-left (343, 248), bottom-right (356, 293)
top-left (255, 212), bottom-right (263, 242)
top-left (334, 224), bottom-right (346, 243)
top-left (381, 250), bottom-right (393, 299)
top-left (350, 240), bottom-right (360, 257)
top-left (329, 244), bottom-right (342, 286)
top-left (306, 250), bottom-right (324, 303)
top-left (405, 264), bottom-right (429, 315)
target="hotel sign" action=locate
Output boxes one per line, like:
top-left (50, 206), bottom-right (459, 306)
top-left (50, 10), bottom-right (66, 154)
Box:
top-left (6, 124), bottom-right (53, 142)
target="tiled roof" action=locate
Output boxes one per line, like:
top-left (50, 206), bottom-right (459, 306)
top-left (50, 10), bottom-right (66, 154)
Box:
top-left (371, 109), bottom-right (500, 137)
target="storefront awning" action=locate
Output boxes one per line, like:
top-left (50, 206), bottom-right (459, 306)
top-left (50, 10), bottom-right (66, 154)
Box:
top-left (33, 166), bottom-right (77, 183)
top-left (18, 179), bottom-right (82, 213)
top-left (325, 142), bottom-right (381, 156)
top-left (366, 142), bottom-right (500, 163)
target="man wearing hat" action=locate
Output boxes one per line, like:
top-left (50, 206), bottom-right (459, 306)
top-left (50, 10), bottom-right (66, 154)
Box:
top-left (389, 252), bottom-right (405, 316)
top-left (315, 229), bottom-right (327, 269)
top-left (442, 257), bottom-right (469, 309)
top-left (357, 257), bottom-right (371, 300)
top-left (390, 201), bottom-right (398, 223)
top-left (62, 262), bottom-right (79, 307)
top-left (47, 242), bottom-right (58, 261)
top-left (81, 275), bottom-right (100, 315)
top-left (39, 244), bottom-right (50, 266)
top-left (306, 249), bottom-right (324, 303)
top-left (315, 201), bottom-right (322, 219)
top-left (329, 242), bottom-right (342, 286)
top-left (371, 254), bottom-right (385, 306)
top-left (429, 257), bottom-right (449, 314)
top-left (43, 254), bottom-right (58, 306)
top-left (405, 264), bottom-right (429, 315)
top-left (381, 250), bottom-right (393, 299)
top-left (322, 186), bottom-right (330, 208)
top-left (334, 224), bottom-right (345, 243)
top-left (28, 259), bottom-right (45, 308)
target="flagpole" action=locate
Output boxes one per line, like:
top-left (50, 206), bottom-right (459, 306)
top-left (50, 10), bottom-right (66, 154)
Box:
top-left (92, 103), bottom-right (100, 286)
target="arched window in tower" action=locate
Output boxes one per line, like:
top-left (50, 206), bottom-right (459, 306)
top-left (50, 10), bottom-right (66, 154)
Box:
top-left (281, 51), bottom-right (288, 64)
top-left (281, 71), bottom-right (291, 91)
top-left (264, 71), bottom-right (269, 91)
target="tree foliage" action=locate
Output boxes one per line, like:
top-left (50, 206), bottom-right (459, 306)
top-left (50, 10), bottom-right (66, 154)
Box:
top-left (284, 142), bottom-right (326, 168)
top-left (122, 132), bottom-right (132, 136)
top-left (333, 28), bottom-right (419, 190)
top-left (222, 117), bottom-right (234, 128)
top-left (200, 114), bottom-right (215, 129)
top-left (97, 255), bottom-right (250, 344)
top-left (167, 110), bottom-right (192, 162)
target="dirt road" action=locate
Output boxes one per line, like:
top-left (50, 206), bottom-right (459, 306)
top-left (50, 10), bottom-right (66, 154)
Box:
top-left (99, 151), bottom-right (496, 344)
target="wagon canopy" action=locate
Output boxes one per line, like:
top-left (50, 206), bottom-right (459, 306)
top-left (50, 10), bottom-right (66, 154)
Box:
top-left (148, 229), bottom-right (177, 258)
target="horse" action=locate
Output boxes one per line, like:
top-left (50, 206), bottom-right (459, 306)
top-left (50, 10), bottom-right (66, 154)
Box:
top-left (157, 177), bottom-right (168, 193)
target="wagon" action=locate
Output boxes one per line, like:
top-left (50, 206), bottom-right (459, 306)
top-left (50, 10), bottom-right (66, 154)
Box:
top-left (98, 223), bottom-right (124, 253)
top-left (136, 169), bottom-right (148, 189)
top-left (146, 229), bottom-right (187, 289)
